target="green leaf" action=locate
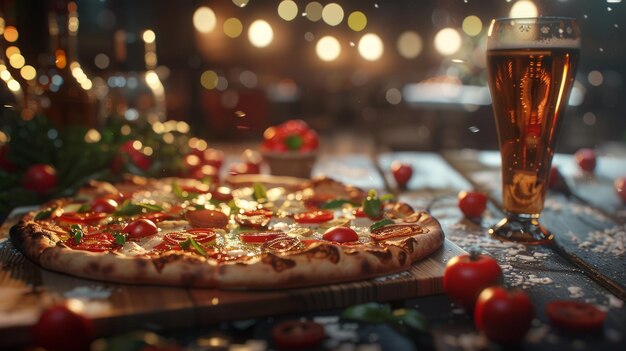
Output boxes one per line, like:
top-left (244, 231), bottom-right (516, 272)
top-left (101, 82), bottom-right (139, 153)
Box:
top-left (180, 238), bottom-right (208, 256)
top-left (113, 200), bottom-right (163, 216)
top-left (285, 135), bottom-right (303, 150)
top-left (77, 204), bottom-right (91, 213)
top-left (342, 303), bottom-right (393, 323)
top-left (70, 224), bottom-right (83, 245)
top-left (363, 191), bottom-right (382, 220)
top-left (252, 182), bottom-right (267, 203)
top-left (391, 309), bottom-right (429, 333)
top-left (369, 218), bottom-right (395, 232)
top-left (113, 233), bottom-right (126, 246)
top-left (34, 208), bottom-right (55, 220)
top-left (321, 199), bottom-right (355, 209)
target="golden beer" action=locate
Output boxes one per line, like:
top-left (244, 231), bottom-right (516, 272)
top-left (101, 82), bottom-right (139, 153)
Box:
top-left (487, 48), bottom-right (579, 215)
top-left (487, 17), bottom-right (580, 244)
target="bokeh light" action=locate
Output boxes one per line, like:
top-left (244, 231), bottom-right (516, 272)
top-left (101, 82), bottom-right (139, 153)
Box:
top-left (305, 2), bottom-right (323, 22)
top-left (223, 18), bottom-right (243, 38)
top-left (358, 33), bottom-right (384, 61)
top-left (5, 46), bottom-right (19, 59)
top-left (509, 0), bottom-right (538, 18)
top-left (142, 30), bottom-right (156, 43)
top-left (248, 20), bottom-right (273, 48)
top-left (3, 26), bottom-right (18, 42)
top-left (397, 31), bottom-right (423, 59)
top-left (94, 53), bottom-right (110, 69)
top-left (316, 35), bottom-right (341, 62)
top-left (347, 11), bottom-right (367, 32)
top-left (232, 0), bottom-right (249, 7)
top-left (434, 28), bottom-right (462, 56)
top-left (278, 1), bottom-right (298, 21)
top-left (322, 3), bottom-right (344, 26)
top-left (386, 88), bottom-right (402, 105)
top-left (462, 15), bottom-right (482, 36)
top-left (9, 54), bottom-right (25, 69)
top-left (201, 70), bottom-right (219, 89)
top-left (588, 71), bottom-right (603, 86)
top-left (20, 65), bottom-right (36, 80)
top-left (193, 7), bottom-right (217, 33)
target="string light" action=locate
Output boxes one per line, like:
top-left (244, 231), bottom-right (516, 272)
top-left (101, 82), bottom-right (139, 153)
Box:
top-left (193, 7), bottom-right (216, 33)
top-left (316, 36), bottom-right (341, 61)
top-left (248, 20), bottom-right (273, 48)
top-left (358, 33), bottom-right (384, 61)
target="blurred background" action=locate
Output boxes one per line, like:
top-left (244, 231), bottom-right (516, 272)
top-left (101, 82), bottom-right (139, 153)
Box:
top-left (1, 0), bottom-right (625, 152)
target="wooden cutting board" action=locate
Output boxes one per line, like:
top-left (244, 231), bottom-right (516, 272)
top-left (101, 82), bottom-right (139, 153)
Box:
top-left (0, 209), bottom-right (464, 348)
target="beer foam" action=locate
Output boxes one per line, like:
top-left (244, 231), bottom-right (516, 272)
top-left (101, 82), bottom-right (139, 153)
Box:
top-left (488, 38), bottom-right (580, 50)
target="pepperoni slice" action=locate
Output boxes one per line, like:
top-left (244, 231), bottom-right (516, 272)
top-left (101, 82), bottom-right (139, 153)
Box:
top-left (262, 236), bottom-right (303, 253)
top-left (185, 209), bottom-right (229, 229)
top-left (294, 210), bottom-right (334, 224)
top-left (65, 233), bottom-right (116, 252)
top-left (59, 212), bottom-right (108, 225)
top-left (370, 223), bottom-right (426, 241)
top-left (240, 231), bottom-right (283, 244)
top-left (546, 300), bottom-right (607, 332)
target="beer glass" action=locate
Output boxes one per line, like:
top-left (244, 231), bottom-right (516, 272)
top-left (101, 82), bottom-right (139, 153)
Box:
top-left (486, 17), bottom-right (580, 244)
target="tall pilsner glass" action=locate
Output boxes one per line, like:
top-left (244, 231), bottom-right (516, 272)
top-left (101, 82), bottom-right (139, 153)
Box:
top-left (486, 17), bottom-right (580, 244)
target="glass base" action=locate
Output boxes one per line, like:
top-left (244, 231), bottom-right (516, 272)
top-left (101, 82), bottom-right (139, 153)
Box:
top-left (489, 214), bottom-right (554, 245)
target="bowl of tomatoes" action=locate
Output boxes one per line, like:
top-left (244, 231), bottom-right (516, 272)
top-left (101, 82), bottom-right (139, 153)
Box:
top-left (261, 119), bottom-right (319, 178)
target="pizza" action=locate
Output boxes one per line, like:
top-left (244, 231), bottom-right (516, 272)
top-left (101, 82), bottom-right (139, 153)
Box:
top-left (9, 175), bottom-right (444, 289)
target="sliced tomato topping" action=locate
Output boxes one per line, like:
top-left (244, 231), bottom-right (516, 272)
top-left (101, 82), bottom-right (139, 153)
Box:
top-left (294, 210), bottom-right (334, 224)
top-left (122, 219), bottom-right (158, 239)
top-left (210, 189), bottom-right (234, 202)
top-left (164, 230), bottom-right (216, 245)
top-left (240, 231), bottom-right (283, 244)
top-left (546, 300), bottom-right (607, 332)
top-left (271, 320), bottom-right (325, 350)
top-left (243, 209), bottom-right (274, 218)
top-left (59, 212), bottom-right (109, 225)
top-left (181, 184), bottom-right (211, 194)
top-left (370, 223), bottom-right (426, 241)
top-left (91, 198), bottom-right (118, 213)
top-left (66, 233), bottom-right (116, 252)
top-left (322, 226), bottom-right (359, 243)
top-left (185, 209), bottom-right (229, 229)
top-left (303, 194), bottom-right (336, 209)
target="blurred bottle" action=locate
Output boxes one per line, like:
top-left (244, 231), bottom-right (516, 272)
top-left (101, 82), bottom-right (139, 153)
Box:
top-left (99, 26), bottom-right (165, 125)
top-left (39, 0), bottom-right (97, 129)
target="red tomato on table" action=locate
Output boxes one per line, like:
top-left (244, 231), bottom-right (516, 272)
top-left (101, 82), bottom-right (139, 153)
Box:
top-left (546, 300), bottom-right (607, 332)
top-left (575, 148), bottom-right (597, 172)
top-left (33, 303), bottom-right (95, 351)
top-left (458, 191), bottom-right (487, 218)
top-left (443, 253), bottom-right (503, 310)
top-left (474, 287), bottom-right (534, 344)
top-left (391, 161), bottom-right (413, 188)
top-left (271, 320), bottom-right (325, 350)
top-left (23, 164), bottom-right (58, 195)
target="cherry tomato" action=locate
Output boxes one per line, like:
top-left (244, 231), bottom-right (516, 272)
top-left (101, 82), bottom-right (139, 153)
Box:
top-left (60, 211), bottom-right (109, 225)
top-left (122, 218), bottom-right (158, 239)
top-left (300, 129), bottom-right (319, 152)
top-left (391, 161), bottom-right (413, 188)
top-left (91, 198), bottom-right (118, 213)
top-left (185, 209), bottom-right (229, 229)
top-left (66, 232), bottom-right (117, 252)
top-left (0, 144), bottom-right (17, 172)
top-left (458, 191), bottom-right (487, 218)
top-left (33, 303), bottom-right (95, 351)
top-left (240, 231), bottom-right (283, 243)
top-left (271, 320), bottom-right (325, 350)
top-left (474, 287), bottom-right (534, 344)
top-left (615, 176), bottom-right (626, 203)
top-left (546, 300), bottom-right (607, 333)
top-left (443, 253), bottom-right (503, 310)
top-left (280, 119), bottom-right (309, 135)
top-left (353, 207), bottom-right (367, 218)
top-left (294, 210), bottom-right (334, 224)
top-left (322, 226), bottom-right (359, 243)
top-left (120, 140), bottom-right (151, 171)
top-left (22, 164), bottom-right (58, 195)
top-left (164, 229), bottom-right (216, 245)
top-left (575, 148), bottom-right (597, 172)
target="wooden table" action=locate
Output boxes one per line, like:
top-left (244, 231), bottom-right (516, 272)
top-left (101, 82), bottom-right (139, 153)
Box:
top-left (1, 149), bottom-right (624, 350)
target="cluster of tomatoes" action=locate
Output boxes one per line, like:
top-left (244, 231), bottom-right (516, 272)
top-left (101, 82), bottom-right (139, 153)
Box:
top-left (0, 144), bottom-right (59, 196)
top-left (443, 251), bottom-right (607, 345)
top-left (261, 119), bottom-right (319, 153)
